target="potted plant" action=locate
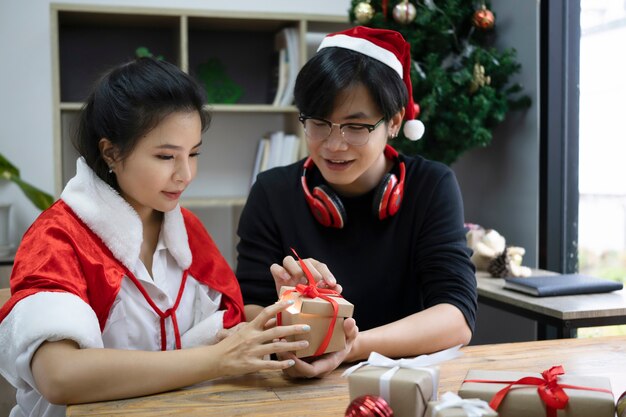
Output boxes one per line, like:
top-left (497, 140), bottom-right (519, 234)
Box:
top-left (0, 153), bottom-right (54, 211)
top-left (0, 153), bottom-right (54, 255)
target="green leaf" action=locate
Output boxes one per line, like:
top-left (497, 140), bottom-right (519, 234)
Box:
top-left (0, 153), bottom-right (19, 178)
top-left (135, 46), bottom-right (152, 58)
top-left (0, 153), bottom-right (54, 211)
top-left (11, 176), bottom-right (54, 211)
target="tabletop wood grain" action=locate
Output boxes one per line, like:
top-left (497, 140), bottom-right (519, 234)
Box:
top-left (66, 335), bottom-right (626, 416)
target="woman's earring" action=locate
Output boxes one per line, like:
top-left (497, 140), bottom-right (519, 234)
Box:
top-left (108, 165), bottom-right (114, 174)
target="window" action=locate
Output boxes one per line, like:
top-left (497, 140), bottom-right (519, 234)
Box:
top-left (578, 0), bottom-right (626, 337)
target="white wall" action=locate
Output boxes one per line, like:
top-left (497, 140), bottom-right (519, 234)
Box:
top-left (453, 0), bottom-right (541, 269)
top-left (453, 0), bottom-right (541, 345)
top-left (0, 0), bottom-right (351, 246)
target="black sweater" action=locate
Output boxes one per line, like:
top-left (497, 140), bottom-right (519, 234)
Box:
top-left (236, 153), bottom-right (477, 332)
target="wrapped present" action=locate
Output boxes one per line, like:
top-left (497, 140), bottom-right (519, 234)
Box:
top-left (343, 345), bottom-right (463, 417)
top-left (278, 285), bottom-right (354, 358)
top-left (426, 391), bottom-right (498, 417)
top-left (458, 366), bottom-right (614, 417)
top-left (276, 248), bottom-right (354, 358)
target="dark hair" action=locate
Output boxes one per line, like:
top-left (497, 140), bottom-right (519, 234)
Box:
top-left (294, 47), bottom-right (407, 121)
top-left (74, 57), bottom-right (211, 189)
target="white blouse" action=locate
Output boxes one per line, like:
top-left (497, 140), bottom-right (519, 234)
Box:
top-left (7, 236), bottom-right (224, 417)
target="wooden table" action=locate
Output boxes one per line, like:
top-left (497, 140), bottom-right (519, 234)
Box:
top-left (66, 335), bottom-right (626, 416)
top-left (476, 271), bottom-right (626, 338)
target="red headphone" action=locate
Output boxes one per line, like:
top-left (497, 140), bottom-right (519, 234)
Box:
top-left (301, 144), bottom-right (405, 228)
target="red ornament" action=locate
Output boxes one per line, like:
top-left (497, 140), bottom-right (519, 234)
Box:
top-left (472, 5), bottom-right (495, 30)
top-left (413, 103), bottom-right (421, 118)
top-left (345, 395), bottom-right (394, 417)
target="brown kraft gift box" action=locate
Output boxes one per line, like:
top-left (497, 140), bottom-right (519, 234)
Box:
top-left (458, 369), bottom-right (614, 417)
top-left (278, 286), bottom-right (354, 358)
top-left (347, 365), bottom-right (438, 417)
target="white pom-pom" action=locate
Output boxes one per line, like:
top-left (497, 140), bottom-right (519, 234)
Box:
top-left (403, 119), bottom-right (425, 141)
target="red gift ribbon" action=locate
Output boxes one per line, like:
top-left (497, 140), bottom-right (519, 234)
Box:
top-left (276, 248), bottom-right (342, 357)
top-left (463, 365), bottom-right (613, 417)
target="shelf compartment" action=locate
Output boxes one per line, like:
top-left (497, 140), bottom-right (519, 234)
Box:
top-left (188, 16), bottom-right (296, 106)
top-left (58, 10), bottom-right (181, 102)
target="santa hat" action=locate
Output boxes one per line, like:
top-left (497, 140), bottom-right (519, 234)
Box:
top-left (317, 26), bottom-right (425, 141)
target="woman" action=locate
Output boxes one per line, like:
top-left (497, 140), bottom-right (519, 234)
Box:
top-left (0, 57), bottom-right (311, 417)
top-left (236, 26), bottom-right (477, 377)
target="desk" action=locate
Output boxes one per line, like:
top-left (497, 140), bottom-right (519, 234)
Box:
top-left (476, 271), bottom-right (626, 339)
top-left (66, 335), bottom-right (626, 417)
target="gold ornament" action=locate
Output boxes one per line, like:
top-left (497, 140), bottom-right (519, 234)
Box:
top-left (353, 1), bottom-right (375, 24)
top-left (472, 4), bottom-right (495, 30)
top-left (469, 63), bottom-right (491, 94)
top-left (392, 0), bottom-right (416, 25)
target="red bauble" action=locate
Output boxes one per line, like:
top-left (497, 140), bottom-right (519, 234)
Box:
top-left (345, 395), bottom-right (394, 417)
top-left (472, 5), bottom-right (495, 30)
top-left (413, 103), bottom-right (421, 118)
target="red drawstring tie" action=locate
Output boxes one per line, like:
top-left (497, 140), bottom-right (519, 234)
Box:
top-left (276, 248), bottom-right (342, 357)
top-left (464, 365), bottom-right (613, 417)
top-left (124, 268), bottom-right (189, 351)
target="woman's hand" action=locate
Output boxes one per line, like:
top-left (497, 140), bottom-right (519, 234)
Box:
top-left (270, 256), bottom-right (342, 296)
top-left (212, 300), bottom-right (312, 377)
top-left (277, 317), bottom-right (358, 379)
top-left (215, 322), bottom-right (246, 343)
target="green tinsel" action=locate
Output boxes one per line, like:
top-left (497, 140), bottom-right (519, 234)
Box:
top-left (349, 0), bottom-right (531, 165)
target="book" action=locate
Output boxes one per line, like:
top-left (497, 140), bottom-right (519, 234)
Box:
top-left (266, 130), bottom-right (285, 170)
top-left (280, 27), bottom-right (299, 106)
top-left (280, 134), bottom-right (300, 166)
top-left (305, 31), bottom-right (328, 60)
top-left (271, 27), bottom-right (299, 107)
top-left (250, 138), bottom-right (270, 187)
top-left (503, 274), bottom-right (623, 297)
top-left (271, 48), bottom-right (288, 106)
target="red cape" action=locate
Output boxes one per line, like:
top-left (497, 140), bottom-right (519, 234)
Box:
top-left (0, 200), bottom-right (244, 330)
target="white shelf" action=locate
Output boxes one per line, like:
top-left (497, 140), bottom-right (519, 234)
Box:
top-left (60, 102), bottom-right (299, 113)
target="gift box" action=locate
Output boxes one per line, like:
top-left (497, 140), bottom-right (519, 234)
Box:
top-left (347, 365), bottom-right (437, 417)
top-left (426, 391), bottom-right (498, 417)
top-left (278, 285), bottom-right (354, 358)
top-left (343, 346), bottom-right (463, 417)
top-left (458, 367), bottom-right (614, 417)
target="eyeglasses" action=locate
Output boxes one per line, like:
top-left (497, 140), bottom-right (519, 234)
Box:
top-left (298, 114), bottom-right (385, 146)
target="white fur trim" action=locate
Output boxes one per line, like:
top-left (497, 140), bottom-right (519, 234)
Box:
top-left (163, 208), bottom-right (192, 269)
top-left (318, 34), bottom-right (403, 78)
top-left (61, 158), bottom-right (192, 272)
top-left (0, 292), bottom-right (103, 387)
top-left (181, 310), bottom-right (225, 348)
top-left (403, 119), bottom-right (425, 141)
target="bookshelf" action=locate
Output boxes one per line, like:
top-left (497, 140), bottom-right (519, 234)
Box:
top-left (50, 4), bottom-right (350, 266)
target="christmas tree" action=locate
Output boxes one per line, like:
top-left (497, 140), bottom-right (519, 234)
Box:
top-left (349, 0), bottom-right (531, 165)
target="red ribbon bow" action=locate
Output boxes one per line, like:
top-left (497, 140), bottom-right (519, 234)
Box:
top-left (464, 365), bottom-right (613, 417)
top-left (276, 248), bottom-right (342, 357)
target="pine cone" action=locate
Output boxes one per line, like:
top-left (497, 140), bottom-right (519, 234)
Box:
top-left (488, 250), bottom-right (511, 278)
top-left (488, 246), bottom-right (532, 278)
